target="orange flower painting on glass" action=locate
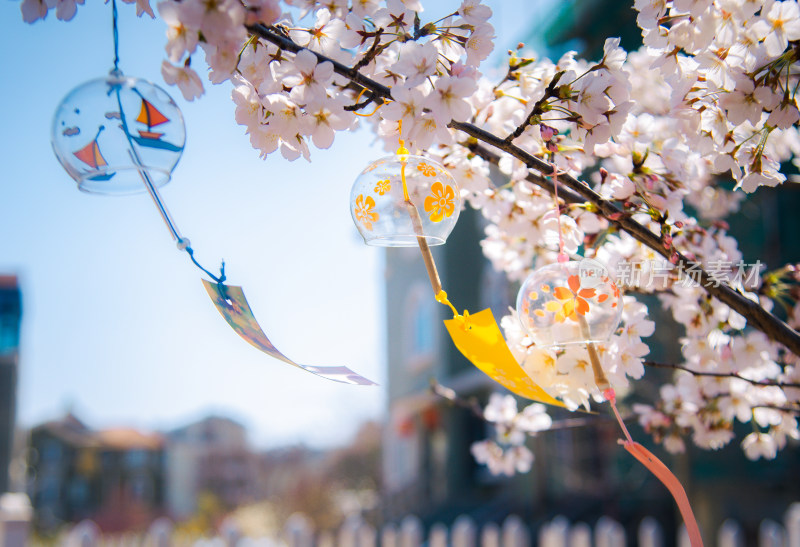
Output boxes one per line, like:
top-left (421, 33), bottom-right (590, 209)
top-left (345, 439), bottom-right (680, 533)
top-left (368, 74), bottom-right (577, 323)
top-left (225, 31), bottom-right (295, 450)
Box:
top-left (417, 162), bottom-right (437, 177)
top-left (355, 194), bottom-right (378, 231)
top-left (424, 181), bottom-right (455, 222)
top-left (544, 274), bottom-right (596, 323)
top-left (374, 178), bottom-right (391, 195)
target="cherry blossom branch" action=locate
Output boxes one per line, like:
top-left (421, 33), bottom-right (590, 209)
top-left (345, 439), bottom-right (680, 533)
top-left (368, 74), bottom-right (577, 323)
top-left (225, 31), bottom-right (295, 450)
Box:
top-left (466, 141), bottom-right (585, 204)
top-left (503, 69), bottom-right (565, 143)
top-left (247, 24), bottom-right (800, 358)
top-left (644, 361), bottom-right (800, 389)
top-left (247, 24), bottom-right (392, 99)
top-left (448, 120), bottom-right (800, 357)
top-left (352, 28), bottom-right (386, 72)
top-left (429, 379), bottom-right (611, 431)
top-left (752, 404), bottom-right (800, 414)
top-left (343, 90), bottom-right (379, 112)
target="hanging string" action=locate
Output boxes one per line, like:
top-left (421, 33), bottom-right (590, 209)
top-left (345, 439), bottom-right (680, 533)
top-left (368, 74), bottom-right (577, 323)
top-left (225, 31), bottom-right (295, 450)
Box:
top-left (546, 160), bottom-right (703, 545)
top-left (111, 0), bottom-right (120, 74)
top-left (110, 0), bottom-right (224, 285)
top-left (547, 162), bottom-right (569, 264)
top-left (351, 87), bottom-right (388, 117)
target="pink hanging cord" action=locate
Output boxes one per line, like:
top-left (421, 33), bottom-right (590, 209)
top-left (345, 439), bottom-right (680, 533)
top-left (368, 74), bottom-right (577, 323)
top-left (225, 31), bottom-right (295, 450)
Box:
top-left (548, 157), bottom-right (702, 546)
top-left (605, 384), bottom-right (703, 546)
top-left (547, 162), bottom-right (569, 264)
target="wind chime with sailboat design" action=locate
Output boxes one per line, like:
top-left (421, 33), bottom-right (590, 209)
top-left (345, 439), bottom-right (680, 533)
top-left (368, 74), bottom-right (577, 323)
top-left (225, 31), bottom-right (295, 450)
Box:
top-left (52, 72), bottom-right (185, 194)
top-left (50, 0), bottom-right (376, 387)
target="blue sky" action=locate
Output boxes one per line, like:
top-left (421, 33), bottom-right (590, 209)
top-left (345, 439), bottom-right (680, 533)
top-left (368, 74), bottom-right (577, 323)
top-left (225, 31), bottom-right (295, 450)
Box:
top-left (0, 0), bottom-right (542, 448)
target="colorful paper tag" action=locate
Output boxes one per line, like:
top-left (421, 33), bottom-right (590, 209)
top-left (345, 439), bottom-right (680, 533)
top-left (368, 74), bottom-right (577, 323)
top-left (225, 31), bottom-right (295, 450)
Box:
top-left (443, 308), bottom-right (564, 407)
top-left (202, 280), bottom-right (377, 386)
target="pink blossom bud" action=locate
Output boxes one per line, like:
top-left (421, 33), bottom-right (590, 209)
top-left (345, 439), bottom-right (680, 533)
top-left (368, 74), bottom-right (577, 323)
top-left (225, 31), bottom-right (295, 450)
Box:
top-left (674, 221), bottom-right (684, 229)
top-left (670, 253), bottom-right (679, 264)
top-left (540, 124), bottom-right (556, 141)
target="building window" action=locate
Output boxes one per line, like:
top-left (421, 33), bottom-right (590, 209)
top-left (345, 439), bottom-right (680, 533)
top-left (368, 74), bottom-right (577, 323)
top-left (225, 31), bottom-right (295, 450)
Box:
top-left (404, 283), bottom-right (437, 370)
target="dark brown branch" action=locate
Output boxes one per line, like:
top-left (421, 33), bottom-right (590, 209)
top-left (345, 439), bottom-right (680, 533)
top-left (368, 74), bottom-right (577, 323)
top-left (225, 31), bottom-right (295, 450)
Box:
top-left (248, 24), bottom-right (800, 358)
top-left (752, 404), bottom-right (800, 414)
top-left (247, 24), bottom-right (393, 99)
top-left (466, 141), bottom-right (585, 204)
top-left (353, 28), bottom-right (385, 72)
top-left (644, 361), bottom-right (800, 389)
top-left (504, 69), bottom-right (565, 143)
top-left (429, 379), bottom-right (611, 431)
top-left (449, 120), bottom-right (800, 357)
top-left (343, 89), bottom-right (378, 112)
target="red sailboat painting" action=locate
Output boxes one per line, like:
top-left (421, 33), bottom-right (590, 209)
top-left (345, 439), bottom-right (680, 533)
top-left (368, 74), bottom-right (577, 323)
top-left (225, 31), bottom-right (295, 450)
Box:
top-left (73, 126), bottom-right (115, 181)
top-left (132, 98), bottom-right (182, 152)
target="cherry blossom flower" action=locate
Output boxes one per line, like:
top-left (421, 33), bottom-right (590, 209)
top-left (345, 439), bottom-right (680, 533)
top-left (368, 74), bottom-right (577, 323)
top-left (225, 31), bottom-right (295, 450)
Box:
top-left (21, 0), bottom-right (48, 22)
top-left (158, 1), bottom-right (200, 62)
top-left (457, 0), bottom-right (491, 25)
top-left (282, 49), bottom-right (335, 102)
top-left (304, 97), bottom-right (353, 149)
top-left (161, 60), bottom-right (204, 101)
top-left (290, 9), bottom-right (345, 56)
top-left (471, 394), bottom-right (551, 476)
top-left (121, 0), bottom-right (154, 18)
top-left (464, 24), bottom-right (494, 66)
top-left (742, 431), bottom-right (778, 460)
top-left (392, 42), bottom-right (439, 87)
top-left (425, 75), bottom-right (477, 124)
top-left (751, 0), bottom-right (800, 56)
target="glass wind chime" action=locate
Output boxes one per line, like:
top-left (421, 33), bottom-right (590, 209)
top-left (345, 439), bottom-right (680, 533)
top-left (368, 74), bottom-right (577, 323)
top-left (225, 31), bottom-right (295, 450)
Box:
top-left (350, 127), bottom-right (702, 547)
top-left (50, 0), bottom-right (374, 386)
top-left (349, 120), bottom-right (562, 406)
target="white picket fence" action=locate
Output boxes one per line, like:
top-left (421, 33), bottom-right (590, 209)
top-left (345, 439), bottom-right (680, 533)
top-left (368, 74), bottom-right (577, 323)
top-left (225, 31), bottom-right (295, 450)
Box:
top-left (60, 502), bottom-right (800, 547)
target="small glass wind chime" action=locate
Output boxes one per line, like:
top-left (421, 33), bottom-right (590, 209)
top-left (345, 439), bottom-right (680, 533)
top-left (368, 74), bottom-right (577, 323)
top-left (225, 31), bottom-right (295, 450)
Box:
top-left (50, 0), bottom-right (375, 386)
top-left (511, 168), bottom-right (702, 547)
top-left (349, 122), bottom-right (702, 546)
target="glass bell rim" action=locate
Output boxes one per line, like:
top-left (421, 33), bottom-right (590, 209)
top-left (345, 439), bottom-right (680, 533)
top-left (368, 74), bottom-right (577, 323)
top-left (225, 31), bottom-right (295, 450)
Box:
top-left (363, 234), bottom-right (446, 247)
top-left (529, 337), bottom-right (613, 350)
top-left (361, 152), bottom-right (446, 168)
top-left (74, 166), bottom-right (171, 196)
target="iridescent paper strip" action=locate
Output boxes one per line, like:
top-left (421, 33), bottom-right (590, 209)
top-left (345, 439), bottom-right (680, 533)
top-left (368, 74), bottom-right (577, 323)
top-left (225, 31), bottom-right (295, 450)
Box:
top-left (203, 280), bottom-right (377, 386)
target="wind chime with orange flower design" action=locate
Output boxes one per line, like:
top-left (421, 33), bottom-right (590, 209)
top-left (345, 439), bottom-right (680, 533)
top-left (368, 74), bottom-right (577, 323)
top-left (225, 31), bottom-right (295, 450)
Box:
top-left (346, 118), bottom-right (703, 546)
top-left (46, 2), bottom-right (702, 541)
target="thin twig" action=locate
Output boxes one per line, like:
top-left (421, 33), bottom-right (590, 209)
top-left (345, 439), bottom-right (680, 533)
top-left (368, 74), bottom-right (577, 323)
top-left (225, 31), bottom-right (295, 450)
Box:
top-left (353, 28), bottom-right (385, 72)
top-left (752, 404), bottom-right (800, 414)
top-left (428, 379), bottom-right (615, 432)
top-left (449, 120), bottom-right (800, 357)
top-left (344, 88), bottom-right (378, 112)
top-left (504, 70), bottom-right (565, 143)
top-left (644, 360), bottom-right (800, 389)
top-left (247, 24), bottom-right (800, 358)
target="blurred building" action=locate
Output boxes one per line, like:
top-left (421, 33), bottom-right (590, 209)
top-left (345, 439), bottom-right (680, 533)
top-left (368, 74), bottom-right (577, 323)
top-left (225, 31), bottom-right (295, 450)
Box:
top-left (166, 416), bottom-right (258, 519)
top-left (380, 3), bottom-right (800, 540)
top-left (0, 275), bottom-right (22, 495)
top-left (381, 206), bottom-right (545, 524)
top-left (27, 414), bottom-right (165, 532)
